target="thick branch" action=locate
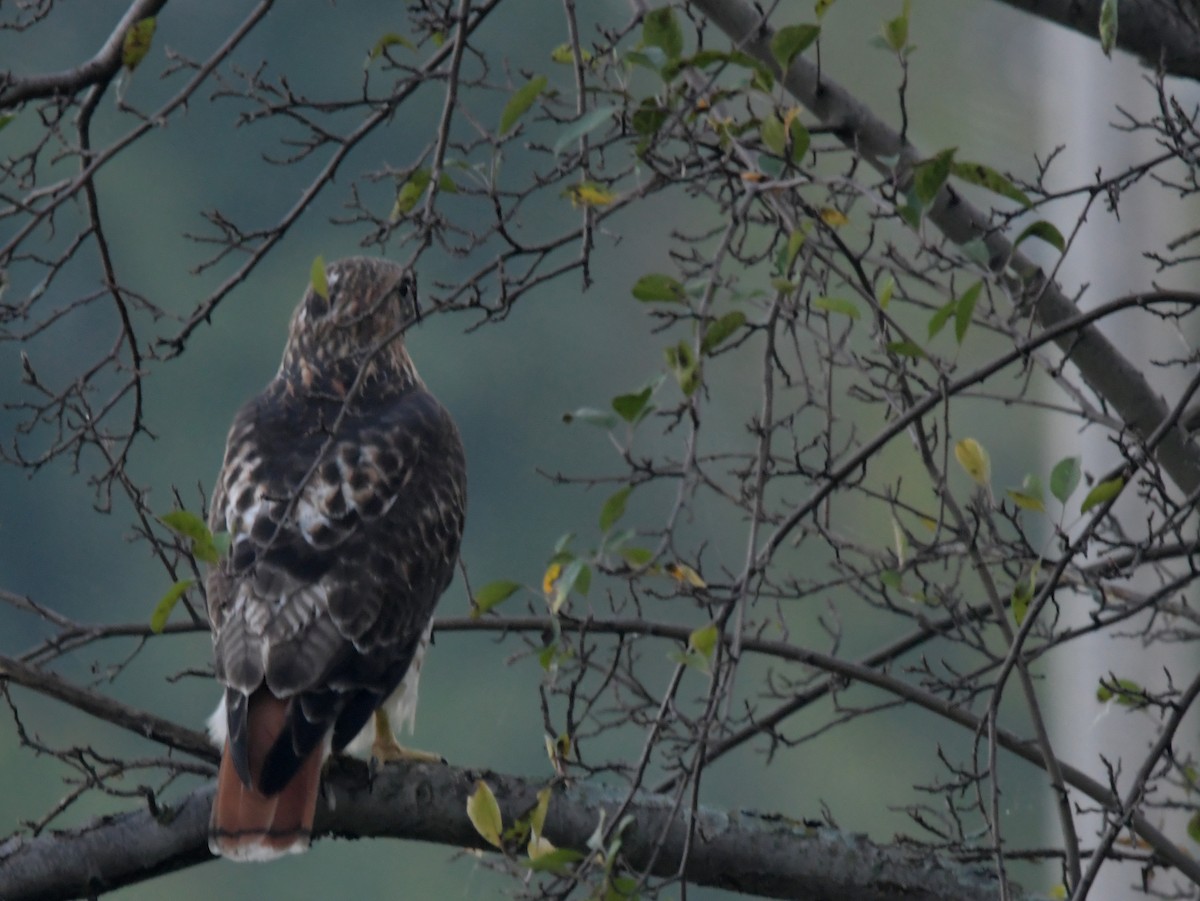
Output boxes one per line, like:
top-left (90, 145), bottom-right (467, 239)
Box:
top-left (0, 759), bottom-right (1015, 901)
top-left (0, 0), bottom-right (171, 108)
top-left (688, 0), bottom-right (1200, 494)
top-left (990, 0), bottom-right (1200, 82)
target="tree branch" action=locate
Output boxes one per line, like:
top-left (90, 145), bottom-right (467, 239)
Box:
top-left (0, 654), bottom-right (216, 764)
top-left (0, 0), bottom-right (171, 108)
top-left (0, 759), bottom-right (1017, 901)
top-left (989, 0), bottom-right (1200, 82)
top-left (687, 0), bottom-right (1200, 494)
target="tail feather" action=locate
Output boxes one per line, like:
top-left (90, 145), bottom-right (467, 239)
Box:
top-left (209, 690), bottom-right (323, 862)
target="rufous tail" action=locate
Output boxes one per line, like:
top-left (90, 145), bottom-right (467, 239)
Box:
top-left (209, 691), bottom-right (323, 862)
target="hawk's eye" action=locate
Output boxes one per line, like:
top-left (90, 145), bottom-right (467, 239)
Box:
top-left (398, 278), bottom-right (411, 299)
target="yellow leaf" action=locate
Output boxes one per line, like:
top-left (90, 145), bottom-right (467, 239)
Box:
top-left (564, 183), bottom-right (615, 207)
top-left (688, 623), bottom-right (719, 658)
top-left (542, 562), bottom-right (562, 597)
top-left (782, 106), bottom-right (803, 130)
top-left (1005, 489), bottom-right (1045, 513)
top-left (467, 780), bottom-right (503, 848)
top-left (1048, 885), bottom-right (1067, 900)
top-left (530, 787), bottom-right (552, 838)
top-left (544, 733), bottom-right (570, 775)
top-left (122, 17), bottom-right (156, 71)
top-left (954, 438), bottom-right (991, 486)
top-left (528, 834), bottom-right (557, 859)
top-left (740, 171), bottom-right (766, 182)
top-left (665, 562), bottom-right (706, 588)
top-left (310, 255), bottom-right (329, 300)
top-left (819, 207), bottom-right (848, 227)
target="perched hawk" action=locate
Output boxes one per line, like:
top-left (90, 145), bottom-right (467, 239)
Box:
top-left (205, 257), bottom-right (466, 861)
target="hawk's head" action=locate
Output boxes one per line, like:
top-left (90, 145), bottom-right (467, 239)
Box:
top-left (281, 257), bottom-right (420, 393)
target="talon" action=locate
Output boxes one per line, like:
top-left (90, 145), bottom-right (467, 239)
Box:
top-left (371, 709), bottom-right (445, 765)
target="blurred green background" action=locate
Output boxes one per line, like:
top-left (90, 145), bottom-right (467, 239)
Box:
top-left (0, 1), bottom-right (1173, 898)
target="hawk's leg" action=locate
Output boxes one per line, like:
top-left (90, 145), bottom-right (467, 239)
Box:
top-left (371, 708), bottom-right (445, 764)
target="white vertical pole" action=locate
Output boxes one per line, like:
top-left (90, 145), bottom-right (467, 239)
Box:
top-left (1034, 23), bottom-right (1191, 901)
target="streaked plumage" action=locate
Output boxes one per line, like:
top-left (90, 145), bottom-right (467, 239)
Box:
top-left (205, 257), bottom-right (466, 861)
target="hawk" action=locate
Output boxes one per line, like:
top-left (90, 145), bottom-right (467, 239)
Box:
top-left (205, 257), bottom-right (466, 861)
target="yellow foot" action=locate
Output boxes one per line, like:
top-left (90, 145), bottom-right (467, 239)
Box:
top-left (371, 709), bottom-right (446, 765)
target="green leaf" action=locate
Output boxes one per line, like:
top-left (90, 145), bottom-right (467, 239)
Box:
top-left (550, 43), bottom-right (593, 64)
top-left (631, 98), bottom-right (669, 136)
top-left (161, 509), bottom-right (210, 543)
top-left (701, 311), bottom-right (746, 353)
top-left (552, 559), bottom-right (590, 613)
top-left (886, 339), bottom-right (925, 359)
top-left (643, 7), bottom-right (684, 62)
top-left (625, 48), bottom-right (667, 73)
top-left (1014, 220), bottom-right (1065, 253)
top-left (473, 580), bottom-right (521, 618)
top-left (1012, 580), bottom-right (1032, 623)
top-left (599, 486), bottom-right (633, 532)
top-left (951, 161), bottom-right (1031, 207)
top-left (954, 281), bottom-right (982, 343)
top-left (121, 17), bottom-right (156, 71)
top-left (688, 622), bottom-right (719, 659)
top-left (0, 114), bottom-right (15, 133)
top-left (1080, 477), bottom-right (1124, 513)
top-left (563, 407), bottom-right (618, 427)
top-left (151, 579), bottom-right (194, 633)
top-left (783, 229), bottom-right (807, 273)
top-left (612, 386), bottom-right (654, 423)
top-left (760, 114), bottom-right (786, 156)
top-left (621, 547), bottom-right (654, 568)
top-left (881, 1), bottom-right (910, 51)
top-left (310, 255), bottom-right (329, 298)
top-left (815, 0), bottom-right (837, 19)
top-left (467, 780), bottom-right (504, 847)
top-left (876, 275), bottom-right (895, 309)
top-left (525, 847), bottom-right (586, 873)
top-left (1096, 676), bottom-right (1145, 707)
top-left (368, 32), bottom-right (415, 62)
top-left (1049, 456), bottom-right (1081, 504)
top-left (1011, 575), bottom-right (1033, 626)
top-left (927, 301), bottom-right (956, 339)
top-left (880, 569), bottom-right (903, 590)
top-left (913, 147), bottom-right (956, 206)
top-left (1189, 813), bottom-right (1200, 845)
top-left (1099, 0), bottom-right (1118, 57)
top-left (499, 75), bottom-right (547, 135)
top-left (632, 273), bottom-right (685, 303)
top-left (668, 649), bottom-right (710, 670)
top-left (812, 296), bottom-right (861, 319)
top-left (665, 341), bottom-right (700, 395)
top-left (789, 117), bottom-right (811, 161)
top-left (392, 169), bottom-right (431, 218)
top-left (554, 106), bottom-right (618, 155)
top-left (770, 24), bottom-right (820, 71)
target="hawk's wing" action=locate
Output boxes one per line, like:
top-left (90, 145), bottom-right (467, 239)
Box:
top-left (207, 379), bottom-right (466, 795)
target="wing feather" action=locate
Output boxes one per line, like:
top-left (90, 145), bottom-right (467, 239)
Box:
top-left (206, 381), bottom-right (465, 793)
